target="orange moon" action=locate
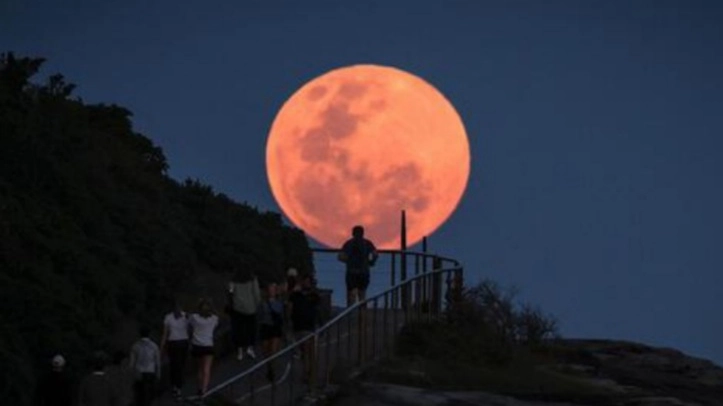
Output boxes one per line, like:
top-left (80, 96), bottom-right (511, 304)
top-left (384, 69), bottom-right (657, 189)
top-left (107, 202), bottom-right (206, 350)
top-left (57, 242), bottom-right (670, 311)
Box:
top-left (266, 65), bottom-right (470, 249)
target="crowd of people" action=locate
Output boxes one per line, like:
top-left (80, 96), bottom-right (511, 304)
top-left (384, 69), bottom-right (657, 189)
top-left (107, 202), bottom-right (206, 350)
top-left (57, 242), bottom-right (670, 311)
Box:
top-left (37, 225), bottom-right (379, 406)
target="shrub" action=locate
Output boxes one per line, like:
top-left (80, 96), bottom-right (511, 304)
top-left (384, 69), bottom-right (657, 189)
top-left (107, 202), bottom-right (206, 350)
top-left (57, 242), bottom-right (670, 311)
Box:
top-left (397, 278), bottom-right (560, 366)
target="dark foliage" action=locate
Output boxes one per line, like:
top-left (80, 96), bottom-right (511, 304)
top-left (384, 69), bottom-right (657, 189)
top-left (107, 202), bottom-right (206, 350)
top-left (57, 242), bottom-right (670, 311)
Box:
top-left (0, 53), bottom-right (313, 405)
top-left (397, 278), bottom-right (559, 366)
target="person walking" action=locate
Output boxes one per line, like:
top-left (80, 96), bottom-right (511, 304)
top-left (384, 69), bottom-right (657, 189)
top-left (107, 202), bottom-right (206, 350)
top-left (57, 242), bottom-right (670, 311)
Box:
top-left (37, 354), bottom-right (73, 406)
top-left (189, 298), bottom-right (218, 397)
top-left (287, 274), bottom-right (320, 384)
top-left (105, 351), bottom-right (133, 406)
top-left (129, 326), bottom-right (161, 406)
top-left (258, 282), bottom-right (284, 381)
top-left (77, 351), bottom-right (114, 406)
top-left (227, 268), bottom-right (261, 361)
top-left (160, 300), bottom-right (189, 398)
top-left (338, 225), bottom-right (379, 306)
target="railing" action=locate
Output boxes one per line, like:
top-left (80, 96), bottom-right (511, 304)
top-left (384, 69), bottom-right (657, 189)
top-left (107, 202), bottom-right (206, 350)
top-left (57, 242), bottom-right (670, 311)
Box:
top-left (203, 250), bottom-right (463, 405)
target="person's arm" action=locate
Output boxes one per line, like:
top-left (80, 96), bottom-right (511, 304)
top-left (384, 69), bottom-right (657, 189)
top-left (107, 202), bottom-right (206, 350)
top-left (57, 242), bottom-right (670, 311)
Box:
top-left (154, 344), bottom-right (161, 379)
top-left (212, 315), bottom-right (219, 343)
top-left (368, 241), bottom-right (379, 266)
top-left (253, 278), bottom-right (261, 307)
top-left (159, 317), bottom-right (169, 355)
top-left (225, 284), bottom-right (234, 315)
top-left (128, 343), bottom-right (137, 372)
top-left (187, 314), bottom-right (195, 337)
top-left (337, 242), bottom-right (349, 262)
top-left (286, 296), bottom-right (294, 331)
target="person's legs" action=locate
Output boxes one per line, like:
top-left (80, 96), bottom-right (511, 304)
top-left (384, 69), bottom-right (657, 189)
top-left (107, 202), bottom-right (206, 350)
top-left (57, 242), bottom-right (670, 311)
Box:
top-left (359, 271), bottom-right (370, 301)
top-left (346, 289), bottom-right (357, 307)
top-left (346, 271), bottom-right (359, 307)
top-left (271, 336), bottom-right (281, 354)
top-left (196, 358), bottom-right (202, 394)
top-left (261, 331), bottom-right (276, 381)
top-left (201, 355), bottom-right (213, 394)
top-left (230, 311), bottom-right (244, 359)
top-left (242, 313), bottom-right (257, 348)
top-left (136, 373), bottom-right (154, 406)
top-left (144, 373), bottom-right (157, 404)
top-left (168, 340), bottom-right (186, 391)
top-left (357, 272), bottom-right (371, 333)
top-left (240, 313), bottom-right (257, 357)
top-left (133, 379), bottom-right (143, 406)
top-left (301, 338), bottom-right (316, 384)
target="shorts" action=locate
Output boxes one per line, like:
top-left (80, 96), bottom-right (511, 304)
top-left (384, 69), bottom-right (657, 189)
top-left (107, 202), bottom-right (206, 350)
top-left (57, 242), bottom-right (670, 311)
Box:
top-left (191, 345), bottom-right (214, 357)
top-left (346, 270), bottom-right (370, 291)
top-left (260, 324), bottom-right (283, 340)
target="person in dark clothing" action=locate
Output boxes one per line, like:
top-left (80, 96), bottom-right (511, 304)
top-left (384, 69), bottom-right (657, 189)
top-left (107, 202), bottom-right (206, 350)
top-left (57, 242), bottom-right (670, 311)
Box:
top-left (77, 351), bottom-right (115, 406)
top-left (287, 274), bottom-right (320, 383)
top-left (37, 354), bottom-right (73, 406)
top-left (338, 225), bottom-right (379, 306)
top-left (227, 268), bottom-right (261, 361)
top-left (258, 282), bottom-right (284, 381)
top-left (106, 351), bottom-right (133, 406)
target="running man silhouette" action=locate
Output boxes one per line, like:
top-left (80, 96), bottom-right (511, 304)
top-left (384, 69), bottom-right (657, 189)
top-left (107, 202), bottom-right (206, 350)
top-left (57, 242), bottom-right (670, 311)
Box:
top-left (338, 225), bottom-right (379, 307)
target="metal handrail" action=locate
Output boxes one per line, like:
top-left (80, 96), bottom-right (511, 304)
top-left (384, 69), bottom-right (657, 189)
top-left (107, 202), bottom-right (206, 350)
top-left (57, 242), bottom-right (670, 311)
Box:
top-left (203, 249), bottom-right (463, 403)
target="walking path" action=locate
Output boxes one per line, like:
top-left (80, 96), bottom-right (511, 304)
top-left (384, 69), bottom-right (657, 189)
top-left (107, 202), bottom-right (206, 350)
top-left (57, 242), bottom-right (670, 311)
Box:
top-left (156, 307), bottom-right (409, 405)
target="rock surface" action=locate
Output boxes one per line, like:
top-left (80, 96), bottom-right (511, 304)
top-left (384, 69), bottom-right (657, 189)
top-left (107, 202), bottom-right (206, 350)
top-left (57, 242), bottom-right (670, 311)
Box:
top-left (334, 382), bottom-right (587, 406)
top-left (330, 339), bottom-right (723, 406)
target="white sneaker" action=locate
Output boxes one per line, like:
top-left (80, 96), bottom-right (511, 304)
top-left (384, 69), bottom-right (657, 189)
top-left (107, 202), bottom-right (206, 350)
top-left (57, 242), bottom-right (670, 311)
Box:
top-left (237, 348), bottom-right (244, 361)
top-left (246, 347), bottom-right (256, 359)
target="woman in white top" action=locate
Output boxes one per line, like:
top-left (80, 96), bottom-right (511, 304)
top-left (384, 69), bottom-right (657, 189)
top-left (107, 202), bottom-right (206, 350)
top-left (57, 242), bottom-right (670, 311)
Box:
top-left (160, 300), bottom-right (189, 397)
top-left (189, 297), bottom-right (218, 397)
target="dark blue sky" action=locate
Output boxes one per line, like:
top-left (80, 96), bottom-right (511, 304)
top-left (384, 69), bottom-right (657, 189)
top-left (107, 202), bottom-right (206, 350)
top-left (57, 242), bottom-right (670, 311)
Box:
top-left (3, 1), bottom-right (722, 364)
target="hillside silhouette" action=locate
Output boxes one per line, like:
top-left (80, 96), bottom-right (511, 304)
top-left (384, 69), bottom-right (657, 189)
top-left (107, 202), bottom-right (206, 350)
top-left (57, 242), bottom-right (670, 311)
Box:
top-left (0, 53), bottom-right (313, 405)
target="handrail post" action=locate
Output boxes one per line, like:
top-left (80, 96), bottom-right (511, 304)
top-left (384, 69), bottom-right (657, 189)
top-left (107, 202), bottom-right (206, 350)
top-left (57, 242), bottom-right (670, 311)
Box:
top-left (372, 297), bottom-right (378, 360)
top-left (289, 351), bottom-right (295, 406)
top-left (422, 251), bottom-right (428, 314)
top-left (391, 252), bottom-right (397, 307)
top-left (357, 304), bottom-right (365, 366)
top-left (383, 291), bottom-right (389, 356)
top-left (414, 254), bottom-right (421, 314)
top-left (309, 333), bottom-right (319, 397)
top-left (432, 256), bottom-right (442, 317)
top-left (325, 327), bottom-right (331, 387)
top-left (400, 252), bottom-right (408, 310)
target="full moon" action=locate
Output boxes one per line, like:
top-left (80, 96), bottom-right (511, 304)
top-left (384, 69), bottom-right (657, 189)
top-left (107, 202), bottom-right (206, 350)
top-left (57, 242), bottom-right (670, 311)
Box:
top-left (266, 65), bottom-right (470, 249)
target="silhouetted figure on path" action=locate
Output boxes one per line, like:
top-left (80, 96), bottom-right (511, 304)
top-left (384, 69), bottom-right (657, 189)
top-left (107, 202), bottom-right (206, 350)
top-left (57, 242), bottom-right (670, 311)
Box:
top-left (338, 225), bottom-right (379, 306)
top-left (288, 274), bottom-right (320, 383)
top-left (129, 326), bottom-right (160, 406)
top-left (37, 354), bottom-right (73, 406)
top-left (227, 268), bottom-right (261, 361)
top-left (78, 351), bottom-right (114, 406)
top-left (189, 298), bottom-right (218, 397)
top-left (258, 282), bottom-right (284, 381)
top-left (105, 351), bottom-right (133, 406)
top-left (160, 299), bottom-right (189, 398)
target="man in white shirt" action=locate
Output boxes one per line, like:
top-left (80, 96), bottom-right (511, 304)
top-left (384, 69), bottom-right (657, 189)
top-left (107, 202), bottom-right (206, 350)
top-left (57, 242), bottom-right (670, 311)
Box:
top-left (129, 326), bottom-right (161, 406)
